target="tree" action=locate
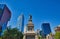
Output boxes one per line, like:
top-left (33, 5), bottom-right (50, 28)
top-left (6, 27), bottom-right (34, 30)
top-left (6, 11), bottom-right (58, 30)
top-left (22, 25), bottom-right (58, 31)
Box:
top-left (38, 36), bottom-right (40, 39)
top-left (2, 28), bottom-right (23, 39)
top-left (54, 31), bottom-right (60, 39)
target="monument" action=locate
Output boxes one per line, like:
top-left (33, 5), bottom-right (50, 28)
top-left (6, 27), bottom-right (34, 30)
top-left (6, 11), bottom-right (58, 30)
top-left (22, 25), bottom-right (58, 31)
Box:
top-left (23, 15), bottom-right (38, 39)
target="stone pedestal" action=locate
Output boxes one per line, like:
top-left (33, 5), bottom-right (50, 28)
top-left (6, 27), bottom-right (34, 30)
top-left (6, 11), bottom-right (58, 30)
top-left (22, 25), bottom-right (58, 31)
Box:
top-left (23, 15), bottom-right (38, 39)
top-left (23, 33), bottom-right (38, 39)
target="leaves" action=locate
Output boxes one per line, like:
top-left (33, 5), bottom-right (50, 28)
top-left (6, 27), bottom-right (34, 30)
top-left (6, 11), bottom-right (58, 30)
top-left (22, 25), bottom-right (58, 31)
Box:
top-left (54, 31), bottom-right (60, 39)
top-left (2, 28), bottom-right (23, 39)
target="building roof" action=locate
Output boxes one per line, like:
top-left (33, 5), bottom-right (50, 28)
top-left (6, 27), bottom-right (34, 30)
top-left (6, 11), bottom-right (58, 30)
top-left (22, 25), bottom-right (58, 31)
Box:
top-left (58, 25), bottom-right (60, 27)
top-left (55, 25), bottom-right (60, 32)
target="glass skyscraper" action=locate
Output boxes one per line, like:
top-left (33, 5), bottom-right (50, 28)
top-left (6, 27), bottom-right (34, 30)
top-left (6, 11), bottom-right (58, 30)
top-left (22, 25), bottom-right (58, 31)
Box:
top-left (41, 23), bottom-right (51, 36)
top-left (17, 14), bottom-right (24, 32)
top-left (0, 4), bottom-right (11, 36)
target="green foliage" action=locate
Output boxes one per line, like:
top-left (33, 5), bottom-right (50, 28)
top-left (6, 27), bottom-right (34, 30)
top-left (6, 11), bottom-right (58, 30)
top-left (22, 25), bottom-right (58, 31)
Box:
top-left (0, 36), bottom-right (2, 39)
top-left (54, 31), bottom-right (60, 39)
top-left (38, 35), bottom-right (42, 39)
top-left (38, 36), bottom-right (40, 39)
top-left (2, 28), bottom-right (23, 39)
top-left (0, 37), bottom-right (2, 39)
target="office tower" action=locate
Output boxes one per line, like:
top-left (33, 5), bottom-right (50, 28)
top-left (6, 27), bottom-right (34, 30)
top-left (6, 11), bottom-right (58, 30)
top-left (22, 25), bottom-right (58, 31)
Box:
top-left (41, 23), bottom-right (51, 36)
top-left (17, 14), bottom-right (24, 32)
top-left (0, 4), bottom-right (11, 36)
top-left (36, 29), bottom-right (40, 35)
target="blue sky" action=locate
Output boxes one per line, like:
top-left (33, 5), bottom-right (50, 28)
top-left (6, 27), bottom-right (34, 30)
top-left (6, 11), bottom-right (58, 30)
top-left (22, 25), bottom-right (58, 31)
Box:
top-left (0, 0), bottom-right (60, 33)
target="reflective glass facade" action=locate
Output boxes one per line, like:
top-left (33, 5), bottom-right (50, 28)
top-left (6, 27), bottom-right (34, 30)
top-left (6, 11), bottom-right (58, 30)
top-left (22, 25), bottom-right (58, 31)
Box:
top-left (42, 23), bottom-right (51, 36)
top-left (0, 4), bottom-right (11, 36)
top-left (17, 14), bottom-right (24, 32)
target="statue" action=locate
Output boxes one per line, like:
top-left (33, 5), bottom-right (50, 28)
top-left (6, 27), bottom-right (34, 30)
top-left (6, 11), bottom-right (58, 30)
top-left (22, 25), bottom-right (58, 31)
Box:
top-left (29, 15), bottom-right (32, 20)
